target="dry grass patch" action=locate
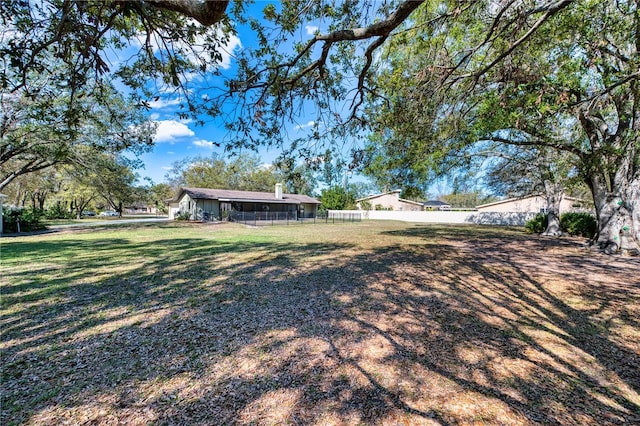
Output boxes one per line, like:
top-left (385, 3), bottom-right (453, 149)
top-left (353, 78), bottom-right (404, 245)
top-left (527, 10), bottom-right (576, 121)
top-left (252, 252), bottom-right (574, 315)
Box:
top-left (1, 221), bottom-right (639, 425)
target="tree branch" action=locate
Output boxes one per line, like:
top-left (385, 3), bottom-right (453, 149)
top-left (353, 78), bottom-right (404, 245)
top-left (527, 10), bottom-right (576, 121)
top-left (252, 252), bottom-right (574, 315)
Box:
top-left (486, 134), bottom-right (584, 157)
top-left (144, 0), bottom-right (230, 26)
top-left (459, 0), bottom-right (574, 81)
top-left (253, 0), bottom-right (425, 90)
top-left (316, 0), bottom-right (424, 42)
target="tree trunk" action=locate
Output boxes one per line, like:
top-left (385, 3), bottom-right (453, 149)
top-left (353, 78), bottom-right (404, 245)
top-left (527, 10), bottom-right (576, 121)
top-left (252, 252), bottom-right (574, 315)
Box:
top-left (590, 174), bottom-right (639, 254)
top-left (624, 176), bottom-right (640, 254)
top-left (542, 181), bottom-right (563, 236)
top-left (36, 191), bottom-right (47, 210)
top-left (578, 97), bottom-right (639, 254)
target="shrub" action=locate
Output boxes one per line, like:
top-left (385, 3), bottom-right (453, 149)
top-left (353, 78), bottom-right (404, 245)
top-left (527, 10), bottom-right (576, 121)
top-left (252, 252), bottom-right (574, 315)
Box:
top-left (44, 204), bottom-right (74, 219)
top-left (2, 207), bottom-right (46, 232)
top-left (525, 213), bottom-right (548, 234)
top-left (560, 212), bottom-right (597, 238)
top-left (359, 200), bottom-right (372, 210)
top-left (175, 211), bottom-right (191, 221)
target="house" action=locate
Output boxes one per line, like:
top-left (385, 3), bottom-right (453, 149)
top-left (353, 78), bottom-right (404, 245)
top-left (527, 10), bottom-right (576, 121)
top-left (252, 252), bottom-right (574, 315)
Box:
top-left (423, 200), bottom-right (452, 211)
top-left (475, 194), bottom-right (591, 214)
top-left (355, 190), bottom-right (424, 211)
top-left (169, 184), bottom-right (321, 221)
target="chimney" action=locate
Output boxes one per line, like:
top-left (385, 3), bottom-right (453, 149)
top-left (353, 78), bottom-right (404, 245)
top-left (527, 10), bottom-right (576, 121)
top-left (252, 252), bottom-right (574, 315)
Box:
top-left (275, 183), bottom-right (283, 199)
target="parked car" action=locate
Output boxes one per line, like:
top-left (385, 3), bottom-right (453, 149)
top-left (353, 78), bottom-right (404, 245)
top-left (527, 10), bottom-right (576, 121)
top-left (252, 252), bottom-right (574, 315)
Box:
top-left (99, 210), bottom-right (118, 217)
top-left (82, 210), bottom-right (96, 216)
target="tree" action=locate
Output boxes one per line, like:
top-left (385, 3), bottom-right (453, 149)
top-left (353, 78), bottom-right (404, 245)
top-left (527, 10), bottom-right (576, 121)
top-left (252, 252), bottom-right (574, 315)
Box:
top-left (362, 129), bottom-right (434, 198)
top-left (0, 83), bottom-right (154, 190)
top-left (1, 168), bottom-right (59, 209)
top-left (91, 156), bottom-right (139, 217)
top-left (362, 1), bottom-right (639, 253)
top-left (59, 167), bottom-right (98, 220)
top-left (272, 156), bottom-right (318, 196)
top-left (320, 186), bottom-right (357, 211)
top-left (1, 0), bottom-right (224, 188)
top-left (147, 183), bottom-right (176, 214)
top-left (1, 0), bottom-right (234, 118)
top-left (165, 153), bottom-right (285, 193)
top-left (484, 146), bottom-right (584, 235)
top-left (2, 1), bottom-right (575, 152)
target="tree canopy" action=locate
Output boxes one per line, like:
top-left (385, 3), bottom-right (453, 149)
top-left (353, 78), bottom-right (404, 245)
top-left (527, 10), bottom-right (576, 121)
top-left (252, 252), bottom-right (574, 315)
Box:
top-left (165, 153), bottom-right (302, 193)
top-left (2, 1), bottom-right (578, 153)
top-left (360, 0), bottom-right (639, 251)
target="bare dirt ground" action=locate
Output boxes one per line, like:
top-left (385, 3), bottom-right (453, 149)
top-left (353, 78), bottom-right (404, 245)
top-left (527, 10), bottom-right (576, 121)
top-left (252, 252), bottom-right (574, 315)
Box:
top-left (2, 222), bottom-right (639, 425)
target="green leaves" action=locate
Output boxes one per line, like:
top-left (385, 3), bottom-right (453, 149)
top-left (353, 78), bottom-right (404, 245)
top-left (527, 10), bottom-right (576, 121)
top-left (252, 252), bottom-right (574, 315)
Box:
top-left (165, 153), bottom-right (288, 193)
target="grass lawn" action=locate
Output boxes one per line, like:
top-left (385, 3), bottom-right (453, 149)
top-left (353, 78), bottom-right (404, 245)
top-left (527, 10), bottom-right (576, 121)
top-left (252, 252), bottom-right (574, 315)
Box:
top-left (1, 221), bottom-right (639, 425)
top-left (42, 215), bottom-right (166, 226)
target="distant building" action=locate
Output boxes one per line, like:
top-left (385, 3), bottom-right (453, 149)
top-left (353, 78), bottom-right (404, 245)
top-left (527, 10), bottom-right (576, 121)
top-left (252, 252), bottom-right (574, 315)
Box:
top-left (475, 194), bottom-right (591, 214)
top-left (423, 200), bottom-right (452, 211)
top-left (355, 190), bottom-right (424, 211)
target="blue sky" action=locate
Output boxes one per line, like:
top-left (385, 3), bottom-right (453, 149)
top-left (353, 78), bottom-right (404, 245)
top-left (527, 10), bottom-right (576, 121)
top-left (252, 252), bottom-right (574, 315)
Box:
top-left (133, 2), bottom-right (329, 185)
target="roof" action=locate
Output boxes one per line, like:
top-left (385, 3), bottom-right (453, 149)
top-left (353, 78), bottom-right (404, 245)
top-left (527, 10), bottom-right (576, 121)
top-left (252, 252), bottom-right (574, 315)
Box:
top-left (178, 187), bottom-right (321, 204)
top-left (397, 198), bottom-right (425, 207)
top-left (355, 189), bottom-right (401, 202)
top-left (423, 200), bottom-right (451, 207)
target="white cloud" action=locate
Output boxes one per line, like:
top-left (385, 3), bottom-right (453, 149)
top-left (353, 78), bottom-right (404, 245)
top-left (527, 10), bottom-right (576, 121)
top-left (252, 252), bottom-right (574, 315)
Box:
top-left (294, 120), bottom-right (316, 130)
top-left (193, 139), bottom-right (216, 149)
top-left (217, 34), bottom-right (242, 69)
top-left (306, 25), bottom-right (319, 35)
top-left (148, 98), bottom-right (182, 110)
top-left (161, 166), bottom-right (172, 170)
top-left (154, 120), bottom-right (194, 143)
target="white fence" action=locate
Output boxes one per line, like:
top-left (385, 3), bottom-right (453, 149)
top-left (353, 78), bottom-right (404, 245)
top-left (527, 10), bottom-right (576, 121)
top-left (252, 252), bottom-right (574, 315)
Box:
top-left (328, 210), bottom-right (538, 226)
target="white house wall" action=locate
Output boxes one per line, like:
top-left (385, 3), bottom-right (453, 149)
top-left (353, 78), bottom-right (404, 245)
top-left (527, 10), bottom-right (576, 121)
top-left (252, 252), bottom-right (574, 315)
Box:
top-left (477, 195), bottom-right (591, 214)
top-left (178, 194), bottom-right (196, 219)
top-left (477, 196), bottom-right (546, 213)
top-left (331, 210), bottom-right (538, 226)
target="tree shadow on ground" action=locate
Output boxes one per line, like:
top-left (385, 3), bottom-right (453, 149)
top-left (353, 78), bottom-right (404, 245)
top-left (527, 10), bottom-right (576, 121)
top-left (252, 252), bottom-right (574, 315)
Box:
top-left (2, 223), bottom-right (639, 425)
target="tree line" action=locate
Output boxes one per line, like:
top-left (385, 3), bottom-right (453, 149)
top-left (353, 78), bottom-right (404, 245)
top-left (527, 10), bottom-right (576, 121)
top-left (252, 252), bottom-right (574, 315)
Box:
top-left (1, 151), bottom-right (382, 219)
